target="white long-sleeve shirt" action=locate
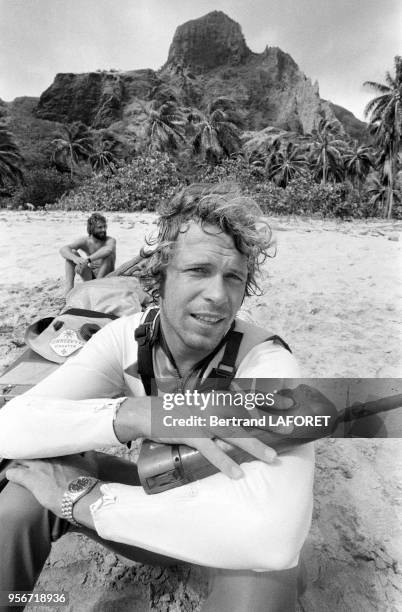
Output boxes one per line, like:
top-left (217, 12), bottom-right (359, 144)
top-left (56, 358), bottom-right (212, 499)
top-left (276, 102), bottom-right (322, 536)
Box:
top-left (0, 313), bottom-right (314, 571)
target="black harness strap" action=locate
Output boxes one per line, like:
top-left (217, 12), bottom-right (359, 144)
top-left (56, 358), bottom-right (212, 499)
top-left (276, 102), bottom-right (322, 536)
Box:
top-left (134, 309), bottom-right (291, 395)
top-left (134, 308), bottom-right (159, 396)
top-left (208, 330), bottom-right (243, 380)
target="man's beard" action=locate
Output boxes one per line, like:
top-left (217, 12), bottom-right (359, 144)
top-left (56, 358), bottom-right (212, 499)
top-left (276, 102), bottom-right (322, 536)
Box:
top-left (92, 231), bottom-right (106, 241)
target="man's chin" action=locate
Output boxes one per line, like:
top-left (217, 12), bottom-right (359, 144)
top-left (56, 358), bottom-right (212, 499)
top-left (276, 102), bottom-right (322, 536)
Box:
top-left (185, 325), bottom-right (227, 354)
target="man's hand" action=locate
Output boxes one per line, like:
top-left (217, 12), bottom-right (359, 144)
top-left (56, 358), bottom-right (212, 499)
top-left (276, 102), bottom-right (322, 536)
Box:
top-left (115, 393), bottom-right (295, 480)
top-left (75, 257), bottom-right (90, 274)
top-left (6, 453), bottom-right (99, 517)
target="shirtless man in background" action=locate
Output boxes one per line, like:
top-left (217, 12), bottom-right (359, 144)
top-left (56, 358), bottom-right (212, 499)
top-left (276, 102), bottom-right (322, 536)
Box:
top-left (60, 213), bottom-right (116, 295)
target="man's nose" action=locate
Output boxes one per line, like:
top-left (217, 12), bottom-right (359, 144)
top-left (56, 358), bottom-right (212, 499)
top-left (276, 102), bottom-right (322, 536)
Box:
top-left (204, 274), bottom-right (228, 304)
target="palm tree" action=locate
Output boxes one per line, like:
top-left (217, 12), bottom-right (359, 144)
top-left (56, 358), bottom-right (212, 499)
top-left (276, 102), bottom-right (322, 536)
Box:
top-left (364, 56), bottom-right (402, 217)
top-left (267, 141), bottom-right (308, 187)
top-left (145, 100), bottom-right (185, 153)
top-left (51, 122), bottom-right (93, 177)
top-left (191, 97), bottom-right (243, 163)
top-left (0, 127), bottom-right (24, 188)
top-left (150, 84), bottom-right (180, 107)
top-left (366, 173), bottom-right (400, 216)
top-left (0, 128), bottom-right (24, 188)
top-left (343, 141), bottom-right (373, 189)
top-left (308, 118), bottom-right (347, 184)
top-left (89, 132), bottom-right (120, 173)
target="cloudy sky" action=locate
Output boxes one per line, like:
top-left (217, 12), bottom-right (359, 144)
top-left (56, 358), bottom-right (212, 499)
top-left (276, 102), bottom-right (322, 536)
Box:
top-left (0, 0), bottom-right (400, 119)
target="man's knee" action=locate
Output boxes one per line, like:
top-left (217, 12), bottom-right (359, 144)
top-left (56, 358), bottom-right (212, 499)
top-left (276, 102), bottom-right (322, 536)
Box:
top-left (95, 254), bottom-right (115, 277)
top-left (0, 483), bottom-right (46, 533)
top-left (0, 482), bottom-right (69, 545)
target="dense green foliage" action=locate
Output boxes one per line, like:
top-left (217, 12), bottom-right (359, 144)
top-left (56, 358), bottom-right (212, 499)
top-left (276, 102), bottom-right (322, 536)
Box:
top-left (196, 158), bottom-right (395, 218)
top-left (0, 127), bottom-right (24, 189)
top-left (55, 153), bottom-right (182, 211)
top-left (11, 168), bottom-right (76, 207)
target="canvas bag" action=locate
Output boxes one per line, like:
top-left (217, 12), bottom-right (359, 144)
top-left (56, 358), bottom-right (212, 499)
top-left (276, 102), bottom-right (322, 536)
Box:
top-left (25, 277), bottom-right (145, 364)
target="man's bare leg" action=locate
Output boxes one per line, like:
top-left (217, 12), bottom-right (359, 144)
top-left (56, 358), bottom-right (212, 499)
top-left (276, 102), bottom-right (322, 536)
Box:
top-left (64, 260), bottom-right (93, 295)
top-left (64, 259), bottom-right (76, 295)
top-left (95, 253), bottom-right (115, 279)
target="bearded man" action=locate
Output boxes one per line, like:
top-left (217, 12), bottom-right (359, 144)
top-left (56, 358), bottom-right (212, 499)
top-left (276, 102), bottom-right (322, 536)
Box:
top-left (60, 212), bottom-right (116, 295)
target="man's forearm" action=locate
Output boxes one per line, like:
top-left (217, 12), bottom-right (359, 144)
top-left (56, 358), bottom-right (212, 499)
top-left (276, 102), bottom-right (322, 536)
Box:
top-left (89, 244), bottom-right (115, 262)
top-left (60, 246), bottom-right (82, 264)
top-left (0, 396), bottom-right (131, 458)
top-left (113, 397), bottom-right (152, 443)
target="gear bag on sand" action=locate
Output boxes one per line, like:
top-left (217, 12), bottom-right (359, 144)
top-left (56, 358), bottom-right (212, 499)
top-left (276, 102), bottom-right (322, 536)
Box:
top-left (25, 277), bottom-right (145, 364)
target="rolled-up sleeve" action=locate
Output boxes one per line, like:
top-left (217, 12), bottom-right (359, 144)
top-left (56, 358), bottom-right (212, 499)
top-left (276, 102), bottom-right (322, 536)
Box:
top-left (0, 396), bottom-right (123, 458)
top-left (0, 318), bottom-right (130, 458)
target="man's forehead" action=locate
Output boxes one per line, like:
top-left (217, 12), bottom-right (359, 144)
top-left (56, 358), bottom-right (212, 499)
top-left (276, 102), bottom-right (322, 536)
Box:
top-left (172, 221), bottom-right (246, 263)
top-left (175, 221), bottom-right (233, 249)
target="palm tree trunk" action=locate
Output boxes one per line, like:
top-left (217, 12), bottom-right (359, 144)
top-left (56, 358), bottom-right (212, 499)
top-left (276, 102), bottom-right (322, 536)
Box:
top-left (322, 153), bottom-right (327, 186)
top-left (387, 185), bottom-right (394, 219)
top-left (386, 162), bottom-right (394, 219)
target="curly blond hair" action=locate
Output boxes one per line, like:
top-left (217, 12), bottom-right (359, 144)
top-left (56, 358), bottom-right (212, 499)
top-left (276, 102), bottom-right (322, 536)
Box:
top-left (137, 182), bottom-right (274, 301)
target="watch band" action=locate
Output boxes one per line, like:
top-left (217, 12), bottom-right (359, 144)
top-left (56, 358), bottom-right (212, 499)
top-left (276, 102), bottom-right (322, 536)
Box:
top-left (61, 496), bottom-right (81, 527)
top-left (61, 476), bottom-right (99, 527)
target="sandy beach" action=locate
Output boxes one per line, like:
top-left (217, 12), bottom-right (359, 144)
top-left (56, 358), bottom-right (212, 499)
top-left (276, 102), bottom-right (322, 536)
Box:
top-left (1, 209), bottom-right (401, 611)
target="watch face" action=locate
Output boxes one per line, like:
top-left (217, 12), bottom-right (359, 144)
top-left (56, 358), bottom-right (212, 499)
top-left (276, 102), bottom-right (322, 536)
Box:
top-left (69, 476), bottom-right (92, 493)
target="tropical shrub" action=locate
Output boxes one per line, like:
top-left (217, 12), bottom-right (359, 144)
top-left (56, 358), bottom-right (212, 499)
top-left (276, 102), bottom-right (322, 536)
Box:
top-left (195, 160), bottom-right (382, 218)
top-left (0, 127), bottom-right (24, 188)
top-left (11, 168), bottom-right (76, 208)
top-left (55, 152), bottom-right (183, 211)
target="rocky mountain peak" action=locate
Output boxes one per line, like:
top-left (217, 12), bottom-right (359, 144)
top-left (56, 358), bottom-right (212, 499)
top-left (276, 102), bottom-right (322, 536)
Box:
top-left (165, 11), bottom-right (251, 73)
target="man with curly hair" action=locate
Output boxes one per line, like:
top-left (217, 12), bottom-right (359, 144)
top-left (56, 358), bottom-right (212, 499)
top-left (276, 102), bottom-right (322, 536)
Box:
top-left (0, 183), bottom-right (314, 611)
top-left (60, 212), bottom-right (116, 295)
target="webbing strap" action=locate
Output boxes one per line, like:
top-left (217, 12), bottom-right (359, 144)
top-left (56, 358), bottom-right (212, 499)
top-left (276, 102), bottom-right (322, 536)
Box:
top-left (134, 308), bottom-right (159, 396)
top-left (208, 330), bottom-right (243, 380)
top-left (62, 308), bottom-right (118, 320)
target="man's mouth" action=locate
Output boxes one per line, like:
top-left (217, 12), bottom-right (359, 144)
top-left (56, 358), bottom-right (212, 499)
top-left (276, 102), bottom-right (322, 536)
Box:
top-left (191, 313), bottom-right (225, 326)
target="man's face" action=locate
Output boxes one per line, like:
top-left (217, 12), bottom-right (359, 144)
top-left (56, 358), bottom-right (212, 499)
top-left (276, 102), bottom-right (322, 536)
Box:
top-left (159, 222), bottom-right (248, 367)
top-left (91, 219), bottom-right (107, 240)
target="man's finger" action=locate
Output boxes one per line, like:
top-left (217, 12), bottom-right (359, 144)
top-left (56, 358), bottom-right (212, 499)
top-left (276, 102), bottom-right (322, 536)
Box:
top-left (223, 436), bottom-right (277, 463)
top-left (271, 392), bottom-right (294, 411)
top-left (6, 466), bottom-right (36, 489)
top-left (189, 438), bottom-right (244, 480)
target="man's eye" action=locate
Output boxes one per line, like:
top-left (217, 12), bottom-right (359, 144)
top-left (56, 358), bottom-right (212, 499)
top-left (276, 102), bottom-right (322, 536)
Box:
top-left (188, 267), bottom-right (207, 274)
top-left (227, 274), bottom-right (245, 283)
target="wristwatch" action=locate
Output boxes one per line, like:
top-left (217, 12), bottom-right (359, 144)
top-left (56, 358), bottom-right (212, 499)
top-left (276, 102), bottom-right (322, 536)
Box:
top-left (61, 476), bottom-right (99, 526)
